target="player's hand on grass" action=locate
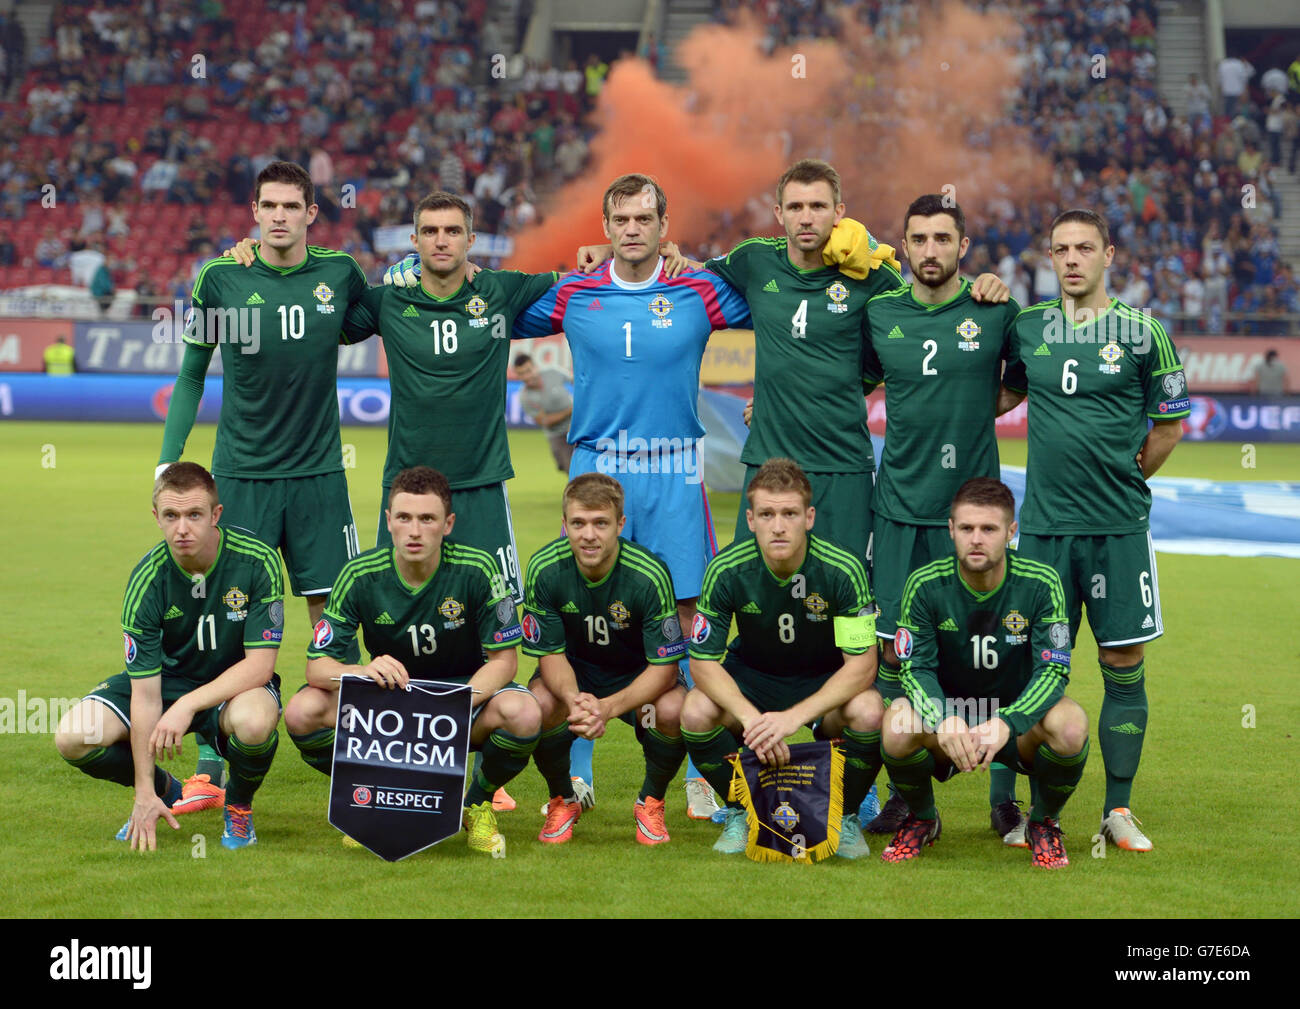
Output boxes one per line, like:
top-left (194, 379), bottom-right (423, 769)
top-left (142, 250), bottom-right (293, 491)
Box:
top-left (936, 715), bottom-right (980, 772)
top-left (383, 253), bottom-right (421, 287)
top-left (742, 398), bottom-right (753, 427)
top-left (150, 703), bottom-right (192, 761)
top-left (576, 243), bottom-right (613, 273)
top-left (224, 238), bottom-right (259, 267)
top-left (970, 272), bottom-right (1010, 303)
top-left (128, 792), bottom-right (179, 852)
top-left (969, 717), bottom-right (1011, 770)
top-left (360, 655), bottom-right (410, 690)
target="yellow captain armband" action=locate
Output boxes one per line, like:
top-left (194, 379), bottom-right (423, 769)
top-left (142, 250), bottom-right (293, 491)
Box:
top-left (833, 610), bottom-right (877, 650)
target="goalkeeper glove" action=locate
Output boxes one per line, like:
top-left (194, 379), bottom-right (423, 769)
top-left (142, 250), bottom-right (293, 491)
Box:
top-left (383, 254), bottom-right (421, 287)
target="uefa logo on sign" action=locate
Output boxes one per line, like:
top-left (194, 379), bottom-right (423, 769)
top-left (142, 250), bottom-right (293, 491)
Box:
top-left (353, 786), bottom-right (372, 806)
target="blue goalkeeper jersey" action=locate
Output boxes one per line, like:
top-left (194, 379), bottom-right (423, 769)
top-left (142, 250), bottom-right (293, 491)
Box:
top-left (514, 259), bottom-right (751, 447)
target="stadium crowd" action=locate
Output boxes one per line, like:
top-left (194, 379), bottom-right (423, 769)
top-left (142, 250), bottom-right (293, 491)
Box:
top-left (0, 0), bottom-right (1296, 333)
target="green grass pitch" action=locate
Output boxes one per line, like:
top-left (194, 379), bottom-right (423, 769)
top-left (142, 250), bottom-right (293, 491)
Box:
top-left (2, 422), bottom-right (1297, 918)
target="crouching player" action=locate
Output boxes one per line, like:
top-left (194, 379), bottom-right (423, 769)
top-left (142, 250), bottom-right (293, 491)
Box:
top-left (524, 474), bottom-right (687, 845)
top-left (55, 463), bottom-right (283, 850)
top-left (682, 458), bottom-right (883, 858)
top-left (285, 466), bottom-right (540, 854)
top-left (881, 478), bottom-right (1090, 868)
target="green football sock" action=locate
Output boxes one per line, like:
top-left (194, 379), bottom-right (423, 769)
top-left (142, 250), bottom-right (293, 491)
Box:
top-left (639, 727), bottom-right (686, 801)
top-left (1030, 739), bottom-right (1089, 823)
top-left (66, 744), bottom-right (179, 799)
top-left (534, 722), bottom-right (577, 799)
top-left (289, 727), bottom-right (335, 775)
top-left (194, 735), bottom-right (226, 788)
top-left (465, 729), bottom-right (539, 807)
top-left (882, 746), bottom-right (937, 820)
top-left (989, 763), bottom-right (1017, 805)
top-left (839, 727), bottom-right (882, 812)
top-left (681, 725), bottom-right (740, 807)
top-left (225, 730), bottom-right (278, 806)
top-left (1099, 660), bottom-right (1146, 815)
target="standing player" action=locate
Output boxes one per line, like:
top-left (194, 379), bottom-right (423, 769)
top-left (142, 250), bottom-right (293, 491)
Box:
top-left (342, 192), bottom-right (558, 603)
top-left (1000, 209), bottom-right (1188, 852)
top-left (859, 194), bottom-right (1026, 841)
top-left (524, 473), bottom-right (688, 845)
top-left (55, 463), bottom-right (284, 850)
top-left (682, 458), bottom-right (883, 858)
top-left (158, 161), bottom-right (369, 806)
top-left (881, 478), bottom-right (1090, 869)
top-left (285, 466), bottom-right (540, 854)
top-left (514, 352), bottom-right (575, 473)
top-left (512, 174), bottom-right (751, 819)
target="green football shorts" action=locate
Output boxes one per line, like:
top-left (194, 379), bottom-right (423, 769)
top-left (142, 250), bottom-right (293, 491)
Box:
top-left (872, 515), bottom-right (953, 638)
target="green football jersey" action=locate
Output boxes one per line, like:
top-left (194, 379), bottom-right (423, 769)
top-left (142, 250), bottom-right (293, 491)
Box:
top-left (706, 237), bottom-right (903, 473)
top-left (184, 247), bottom-right (370, 478)
top-left (121, 528), bottom-right (284, 684)
top-left (342, 270), bottom-right (557, 489)
top-left (522, 536), bottom-right (685, 679)
top-left (897, 552), bottom-right (1070, 735)
top-left (691, 533), bottom-right (876, 678)
top-left (863, 280), bottom-right (1020, 524)
top-left (1003, 298), bottom-right (1189, 534)
top-left (307, 541), bottom-right (523, 681)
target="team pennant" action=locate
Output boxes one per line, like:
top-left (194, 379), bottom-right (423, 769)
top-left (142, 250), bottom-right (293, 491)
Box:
top-left (727, 740), bottom-right (844, 863)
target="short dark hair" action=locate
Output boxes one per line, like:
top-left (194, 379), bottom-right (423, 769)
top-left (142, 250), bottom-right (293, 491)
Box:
top-left (776, 158), bottom-right (841, 206)
top-left (153, 462), bottom-right (219, 509)
top-left (602, 173), bottom-right (667, 220)
top-left (563, 472), bottom-right (624, 519)
top-left (414, 191), bottom-right (473, 233)
top-left (513, 353), bottom-right (534, 369)
top-left (1049, 208), bottom-right (1110, 249)
top-left (389, 466), bottom-right (453, 517)
top-left (950, 477), bottom-right (1015, 522)
top-left (904, 194), bottom-right (966, 241)
top-left (254, 161), bottom-right (314, 207)
top-left (746, 457), bottom-right (812, 508)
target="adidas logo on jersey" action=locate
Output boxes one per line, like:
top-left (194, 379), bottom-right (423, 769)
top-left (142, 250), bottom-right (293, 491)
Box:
top-left (1109, 722), bottom-right (1143, 735)
top-left (561, 601), bottom-right (579, 613)
top-left (1141, 614), bottom-right (1154, 629)
top-left (887, 325), bottom-right (905, 339)
top-left (762, 279), bottom-right (780, 293)
top-left (164, 605), bottom-right (184, 620)
top-left (939, 617), bottom-right (959, 631)
top-left (740, 601), bottom-right (761, 614)
top-left (1033, 343), bottom-right (1051, 356)
top-left (401, 304), bottom-right (419, 318)
top-left (587, 298), bottom-right (603, 310)
top-left (246, 292), bottom-right (265, 306)
top-left (375, 612), bottom-right (394, 625)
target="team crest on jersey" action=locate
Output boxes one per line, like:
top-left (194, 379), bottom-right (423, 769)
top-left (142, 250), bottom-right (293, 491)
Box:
top-left (825, 280), bottom-right (849, 314)
top-left (608, 600), bottom-right (630, 629)
top-left (1003, 609), bottom-right (1028, 644)
top-left (648, 293), bottom-right (674, 329)
top-left (223, 586), bottom-right (248, 622)
top-left (123, 632), bottom-right (137, 664)
top-left (439, 596), bottom-right (465, 629)
top-left (894, 627), bottom-right (913, 660)
top-left (691, 613), bottom-right (711, 643)
top-left (804, 593), bottom-right (828, 622)
top-left (522, 612), bottom-right (541, 644)
top-left (313, 283), bottom-right (335, 314)
top-left (313, 619), bottom-right (333, 648)
top-left (1098, 341), bottom-right (1124, 374)
top-left (466, 295), bottom-right (489, 327)
top-left (956, 318), bottom-right (981, 351)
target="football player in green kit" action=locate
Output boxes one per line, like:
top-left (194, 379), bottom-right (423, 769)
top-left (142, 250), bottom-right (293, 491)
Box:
top-left (55, 463), bottom-right (284, 851)
top-left (861, 194), bottom-right (1026, 843)
top-left (1000, 209), bottom-right (1187, 853)
top-left (287, 466), bottom-right (540, 854)
top-left (157, 161), bottom-right (369, 810)
top-left (681, 458), bottom-right (883, 859)
top-left (523, 473), bottom-right (687, 846)
top-left (880, 478), bottom-right (1090, 869)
